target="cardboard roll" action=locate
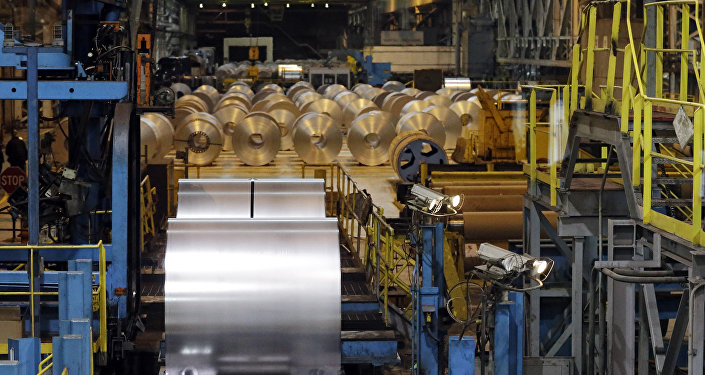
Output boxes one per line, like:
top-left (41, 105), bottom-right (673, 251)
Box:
top-left (342, 98), bottom-right (377, 128)
top-left (216, 92), bottom-right (252, 111)
top-left (295, 91), bottom-right (323, 109)
top-left (269, 108), bottom-right (297, 150)
top-left (213, 106), bottom-right (247, 136)
top-left (382, 80), bottom-right (405, 92)
top-left (324, 84), bottom-right (347, 99)
top-left (293, 113), bottom-right (342, 164)
top-left (401, 99), bottom-right (433, 115)
top-left (231, 115), bottom-right (281, 166)
top-left (170, 83), bottom-right (191, 99)
top-left (352, 83), bottom-right (372, 96)
top-left (174, 112), bottom-right (224, 166)
top-left (348, 111), bottom-right (396, 166)
top-left (193, 85), bottom-right (220, 112)
top-left (263, 97), bottom-right (301, 117)
top-left (317, 84), bottom-right (330, 95)
top-left (259, 83), bottom-right (284, 94)
top-left (449, 99), bottom-right (482, 129)
top-left (424, 94), bottom-right (452, 107)
top-left (386, 95), bottom-right (415, 116)
top-left (435, 87), bottom-right (458, 97)
top-left (287, 84), bottom-right (312, 100)
top-left (389, 131), bottom-right (448, 182)
top-left (302, 98), bottom-right (343, 128)
top-left (423, 105), bottom-right (462, 149)
top-left (401, 87), bottom-right (421, 96)
top-left (463, 211), bottom-right (557, 241)
top-left (415, 91), bottom-right (435, 99)
top-left (333, 91), bottom-right (359, 108)
top-left (372, 91), bottom-right (394, 108)
top-left (396, 111), bottom-right (446, 147)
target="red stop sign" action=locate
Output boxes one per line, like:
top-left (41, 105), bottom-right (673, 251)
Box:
top-left (0, 167), bottom-right (27, 194)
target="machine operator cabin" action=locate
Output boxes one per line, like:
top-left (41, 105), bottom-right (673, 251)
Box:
top-left (0, 1), bottom-right (703, 375)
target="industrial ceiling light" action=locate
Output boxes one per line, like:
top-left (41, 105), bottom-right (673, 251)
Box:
top-left (264, 1), bottom-right (268, 5)
top-left (286, 2), bottom-right (290, 6)
top-left (222, 1), bottom-right (226, 7)
top-left (325, 2), bottom-right (328, 7)
top-left (251, 2), bottom-right (255, 7)
top-left (311, 2), bottom-right (314, 7)
top-left (199, 2), bottom-right (203, 8)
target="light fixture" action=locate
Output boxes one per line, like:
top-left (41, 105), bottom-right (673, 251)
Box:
top-left (407, 184), bottom-right (462, 214)
top-left (221, 1), bottom-right (226, 7)
top-left (199, 2), bottom-right (203, 8)
top-left (264, 1), bottom-right (268, 5)
top-left (311, 2), bottom-right (314, 6)
top-left (286, 2), bottom-right (290, 6)
top-left (476, 243), bottom-right (553, 281)
top-left (251, 2), bottom-right (255, 7)
top-left (325, 2), bottom-right (328, 7)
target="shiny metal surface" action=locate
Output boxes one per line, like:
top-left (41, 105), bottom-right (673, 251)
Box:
top-left (424, 94), bottom-right (451, 107)
top-left (231, 114), bottom-right (281, 166)
top-left (323, 84), bottom-right (346, 99)
top-left (216, 92), bottom-right (252, 111)
top-left (140, 113), bottom-right (174, 160)
top-left (293, 113), bottom-right (342, 164)
top-left (348, 111), bottom-right (396, 166)
top-left (423, 105), bottom-right (462, 149)
top-left (165, 218), bottom-right (341, 375)
top-left (213, 106), bottom-right (247, 135)
top-left (395, 111), bottom-right (446, 146)
top-left (253, 178), bottom-right (326, 217)
top-left (226, 84), bottom-right (255, 101)
top-left (388, 95), bottom-right (415, 116)
top-left (295, 91), bottom-right (323, 109)
top-left (269, 108), bottom-right (297, 150)
top-left (382, 80), bottom-right (405, 92)
top-left (263, 96), bottom-right (300, 116)
top-left (435, 87), bottom-right (458, 97)
top-left (192, 85), bottom-right (221, 112)
top-left (302, 98), bottom-right (343, 128)
top-left (170, 83), bottom-right (191, 98)
top-left (401, 87), bottom-right (420, 96)
top-left (342, 98), bottom-right (377, 127)
top-left (176, 179), bottom-right (251, 218)
top-left (332, 91), bottom-right (358, 108)
top-left (400, 99), bottom-right (433, 115)
top-left (173, 112), bottom-right (224, 166)
top-left (415, 91), bottom-right (435, 99)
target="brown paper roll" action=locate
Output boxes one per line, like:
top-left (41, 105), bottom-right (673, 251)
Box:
top-left (463, 211), bottom-right (557, 241)
top-left (461, 195), bottom-right (523, 212)
top-left (444, 185), bottom-right (527, 196)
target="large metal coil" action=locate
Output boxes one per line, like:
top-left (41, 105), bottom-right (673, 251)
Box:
top-left (269, 108), bottom-right (298, 150)
top-left (387, 95), bottom-right (415, 116)
top-left (263, 96), bottom-right (300, 116)
top-left (226, 83), bottom-right (255, 101)
top-left (231, 114), bottom-right (281, 166)
top-left (323, 84), bottom-right (346, 99)
top-left (423, 105), bottom-right (462, 149)
top-left (382, 80), bottom-right (405, 92)
top-left (389, 131), bottom-right (448, 182)
top-left (424, 94), bottom-right (452, 107)
top-left (401, 87), bottom-right (421, 96)
top-left (251, 93), bottom-right (286, 112)
top-left (449, 91), bottom-right (473, 102)
top-left (302, 98), bottom-right (343, 128)
top-left (173, 112), bottom-right (224, 166)
top-left (213, 106), bottom-right (247, 136)
top-left (287, 84), bottom-right (312, 100)
top-left (363, 87), bottom-right (385, 100)
top-left (400, 99), bottom-right (433, 115)
top-left (287, 81), bottom-right (313, 96)
top-left (381, 92), bottom-right (404, 110)
top-left (292, 87), bottom-right (316, 103)
top-left (175, 95), bottom-right (209, 125)
top-left (252, 88), bottom-right (279, 104)
top-left (396, 111), bottom-right (446, 147)
top-left (216, 92), bottom-right (252, 111)
top-left (295, 91), bottom-right (323, 109)
top-left (436, 87), bottom-right (458, 97)
top-left (192, 85), bottom-right (220, 112)
top-left (317, 84), bottom-right (330, 95)
top-left (372, 91), bottom-right (394, 108)
top-left (449, 100), bottom-right (482, 129)
top-left (332, 91), bottom-right (358, 108)
top-left (348, 111), bottom-right (396, 166)
top-left (352, 83), bottom-right (372, 96)
top-left (170, 83), bottom-right (191, 99)
top-left (140, 113), bottom-right (174, 161)
top-left (342, 98), bottom-right (377, 128)
top-left (293, 113), bottom-right (342, 164)
top-left (415, 91), bottom-right (435, 99)
top-left (259, 83), bottom-right (284, 94)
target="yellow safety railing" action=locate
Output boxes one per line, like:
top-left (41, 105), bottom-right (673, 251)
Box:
top-left (0, 242), bottom-right (108, 356)
top-left (302, 163), bottom-right (415, 324)
top-left (37, 354), bottom-right (53, 375)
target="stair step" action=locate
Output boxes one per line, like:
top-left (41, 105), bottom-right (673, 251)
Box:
top-left (651, 198), bottom-right (699, 206)
top-left (652, 156), bottom-right (693, 165)
top-left (652, 137), bottom-right (680, 143)
top-left (654, 178), bottom-right (693, 184)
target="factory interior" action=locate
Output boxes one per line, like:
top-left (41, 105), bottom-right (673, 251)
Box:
top-left (2, 0), bottom-right (705, 374)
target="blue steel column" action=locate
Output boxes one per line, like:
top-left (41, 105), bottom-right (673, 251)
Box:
top-left (418, 223), bottom-right (445, 375)
top-left (494, 291), bottom-right (524, 375)
top-left (26, 45), bottom-right (41, 339)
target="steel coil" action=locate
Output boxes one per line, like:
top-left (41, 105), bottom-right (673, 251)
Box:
top-left (263, 97), bottom-right (300, 116)
top-left (348, 111), bottom-right (396, 166)
top-left (231, 115), bottom-right (280, 166)
top-left (170, 83), bottom-right (191, 99)
top-left (401, 87), bottom-right (420, 96)
top-left (342, 98), bottom-right (377, 127)
top-left (295, 91), bottom-right (323, 109)
top-left (193, 85), bottom-right (220, 112)
top-left (396, 111), bottom-right (446, 146)
top-left (388, 95), bottom-right (415, 116)
top-left (424, 94), bottom-right (452, 107)
top-left (287, 84), bottom-right (311, 100)
top-left (317, 84), bottom-right (330, 95)
top-left (302, 98), bottom-right (343, 128)
top-left (415, 91), bottom-right (435, 99)
top-left (173, 112), bottom-right (224, 166)
top-left (324, 84), bottom-right (346, 99)
top-left (450, 100), bottom-right (482, 129)
top-left (269, 108), bottom-right (297, 150)
top-left (252, 88), bottom-right (278, 104)
top-left (389, 131), bottom-right (448, 182)
top-left (226, 84), bottom-right (254, 101)
top-left (372, 91), bottom-right (394, 108)
top-left (436, 87), bottom-right (457, 97)
top-left (423, 105), bottom-right (462, 149)
top-left (141, 113), bottom-right (174, 160)
top-left (216, 92), bottom-right (252, 111)
top-left (293, 113), bottom-right (342, 164)
top-left (382, 80), bottom-right (405, 92)
top-left (400, 99), bottom-right (433, 115)
top-left (332, 91), bottom-right (358, 108)
top-left (213, 106), bottom-right (247, 135)
top-left (259, 83), bottom-right (284, 94)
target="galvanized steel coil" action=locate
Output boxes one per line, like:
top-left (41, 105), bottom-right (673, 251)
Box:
top-left (302, 98), bottom-right (343, 128)
top-left (192, 85), bottom-right (220, 112)
top-left (347, 111), bottom-right (396, 166)
top-left (173, 112), bottom-right (223, 166)
top-left (269, 108), bottom-right (297, 150)
top-left (423, 105), bottom-right (462, 149)
top-left (231, 114), bottom-right (281, 166)
top-left (395, 111), bottom-right (446, 147)
top-left (293, 113), bottom-right (342, 164)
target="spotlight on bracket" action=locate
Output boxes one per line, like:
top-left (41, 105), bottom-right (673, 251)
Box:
top-left (199, 2), bottom-right (203, 8)
top-left (475, 243), bottom-right (553, 283)
top-left (408, 184), bottom-right (463, 214)
top-left (221, 1), bottom-right (226, 7)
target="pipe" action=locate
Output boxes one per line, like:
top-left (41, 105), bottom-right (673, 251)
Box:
top-left (611, 268), bottom-right (675, 277)
top-left (600, 268), bottom-right (687, 284)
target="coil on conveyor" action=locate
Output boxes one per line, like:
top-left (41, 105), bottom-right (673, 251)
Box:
top-left (269, 108), bottom-right (297, 150)
top-left (173, 112), bottom-right (224, 166)
top-left (396, 111), bottom-right (446, 147)
top-left (252, 93), bottom-right (289, 112)
top-left (293, 113), bottom-right (342, 164)
top-left (292, 87), bottom-right (316, 103)
top-left (400, 99), bottom-right (433, 115)
top-left (424, 94), bottom-right (452, 107)
top-left (287, 84), bottom-right (312, 100)
top-left (362, 87), bottom-right (385, 100)
top-left (348, 110), bottom-right (396, 166)
top-left (382, 80), bottom-right (405, 92)
top-left (302, 98), bottom-right (343, 128)
top-left (423, 105), bottom-right (463, 149)
top-left (317, 83), bottom-right (330, 95)
top-left (213, 105), bottom-right (247, 136)
top-left (170, 83), bottom-right (191, 99)
top-left (342, 98), bottom-right (377, 128)
top-left (259, 82), bottom-right (284, 94)
top-left (389, 131), bottom-right (448, 182)
top-left (231, 114), bottom-right (281, 166)
top-left (451, 91), bottom-right (474, 102)
top-left (192, 85), bottom-right (220, 112)
top-left (140, 113), bottom-right (174, 162)
top-left (252, 88), bottom-right (278, 104)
